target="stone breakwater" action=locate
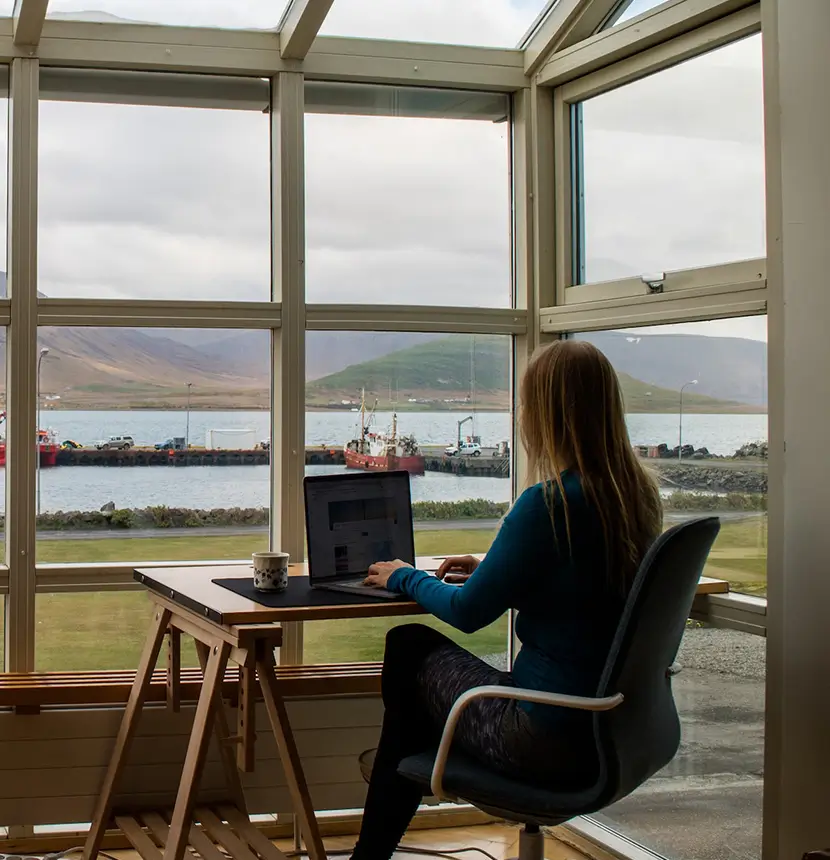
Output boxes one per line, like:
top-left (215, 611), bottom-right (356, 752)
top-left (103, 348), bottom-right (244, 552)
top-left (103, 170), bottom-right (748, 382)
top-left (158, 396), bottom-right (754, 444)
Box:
top-left (656, 464), bottom-right (767, 494)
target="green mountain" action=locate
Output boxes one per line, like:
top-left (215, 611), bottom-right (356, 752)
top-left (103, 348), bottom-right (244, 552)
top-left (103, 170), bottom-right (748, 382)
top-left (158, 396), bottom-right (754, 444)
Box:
top-left (307, 335), bottom-right (509, 410)
top-left (306, 335), bottom-right (763, 414)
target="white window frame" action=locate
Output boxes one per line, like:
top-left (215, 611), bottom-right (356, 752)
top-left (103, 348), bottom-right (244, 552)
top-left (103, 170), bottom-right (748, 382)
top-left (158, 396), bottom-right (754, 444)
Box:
top-left (546, 4), bottom-right (761, 307)
top-left (0, 50), bottom-right (529, 672)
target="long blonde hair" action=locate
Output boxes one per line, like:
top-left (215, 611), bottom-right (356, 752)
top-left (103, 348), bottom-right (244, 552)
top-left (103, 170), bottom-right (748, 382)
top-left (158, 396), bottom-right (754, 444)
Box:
top-left (520, 339), bottom-right (662, 591)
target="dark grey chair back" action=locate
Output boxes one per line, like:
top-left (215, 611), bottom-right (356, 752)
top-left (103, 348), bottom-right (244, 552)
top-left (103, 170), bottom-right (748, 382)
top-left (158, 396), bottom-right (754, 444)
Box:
top-left (591, 516), bottom-right (721, 808)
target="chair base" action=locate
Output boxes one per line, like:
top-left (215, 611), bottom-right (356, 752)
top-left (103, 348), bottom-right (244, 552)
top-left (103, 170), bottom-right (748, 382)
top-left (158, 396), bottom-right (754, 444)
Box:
top-left (510, 824), bottom-right (544, 860)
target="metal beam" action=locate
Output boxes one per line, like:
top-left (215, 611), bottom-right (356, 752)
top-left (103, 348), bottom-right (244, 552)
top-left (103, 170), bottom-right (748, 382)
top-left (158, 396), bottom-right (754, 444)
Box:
top-left (270, 71), bottom-right (306, 665)
top-left (5, 58), bottom-right (39, 672)
top-left (306, 305), bottom-right (527, 335)
top-left (536, 0), bottom-right (759, 88)
top-left (29, 22), bottom-right (525, 92)
top-left (13, 0), bottom-right (48, 47)
top-left (279, 0), bottom-right (334, 60)
top-left (524, 0), bottom-right (620, 77)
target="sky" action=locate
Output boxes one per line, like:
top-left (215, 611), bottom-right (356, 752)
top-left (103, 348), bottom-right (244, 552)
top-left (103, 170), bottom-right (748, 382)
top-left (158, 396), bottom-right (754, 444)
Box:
top-left (0, 0), bottom-right (767, 343)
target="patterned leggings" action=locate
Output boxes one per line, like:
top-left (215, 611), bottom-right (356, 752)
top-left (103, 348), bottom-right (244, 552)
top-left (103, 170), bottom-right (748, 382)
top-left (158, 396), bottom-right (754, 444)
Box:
top-left (351, 624), bottom-right (594, 860)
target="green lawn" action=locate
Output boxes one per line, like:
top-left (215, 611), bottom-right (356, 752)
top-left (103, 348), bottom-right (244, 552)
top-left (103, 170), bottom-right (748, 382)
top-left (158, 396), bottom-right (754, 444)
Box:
top-left (24, 515), bottom-right (768, 671)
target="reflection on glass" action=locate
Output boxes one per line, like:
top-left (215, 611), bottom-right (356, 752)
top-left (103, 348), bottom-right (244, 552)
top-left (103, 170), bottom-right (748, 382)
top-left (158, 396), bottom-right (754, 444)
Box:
top-left (36, 593), bottom-right (203, 671)
top-left (594, 625), bottom-right (764, 860)
top-left (303, 330), bottom-right (511, 663)
top-left (46, 0), bottom-right (285, 29)
top-left (577, 34), bottom-right (764, 283)
top-left (319, 0), bottom-right (556, 48)
top-left (34, 328), bottom-right (270, 564)
top-left (305, 91), bottom-right (510, 307)
top-left (39, 92), bottom-right (270, 300)
top-left (574, 317), bottom-right (768, 597)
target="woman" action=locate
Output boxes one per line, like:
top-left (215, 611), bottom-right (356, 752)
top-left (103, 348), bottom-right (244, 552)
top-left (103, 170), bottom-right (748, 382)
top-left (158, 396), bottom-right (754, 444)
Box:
top-left (353, 340), bottom-right (662, 860)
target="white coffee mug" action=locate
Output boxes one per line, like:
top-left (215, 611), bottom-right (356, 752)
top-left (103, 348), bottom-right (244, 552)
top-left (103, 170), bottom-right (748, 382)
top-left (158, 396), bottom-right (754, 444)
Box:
top-left (252, 551), bottom-right (290, 593)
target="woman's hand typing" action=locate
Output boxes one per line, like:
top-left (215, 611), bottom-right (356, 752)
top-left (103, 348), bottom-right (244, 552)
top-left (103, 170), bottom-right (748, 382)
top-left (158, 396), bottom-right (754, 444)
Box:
top-left (436, 555), bottom-right (480, 584)
top-left (364, 559), bottom-right (410, 588)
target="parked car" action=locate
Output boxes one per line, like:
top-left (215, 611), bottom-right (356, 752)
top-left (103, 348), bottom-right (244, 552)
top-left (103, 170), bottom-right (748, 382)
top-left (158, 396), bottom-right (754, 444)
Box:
top-left (444, 441), bottom-right (482, 457)
top-left (155, 437), bottom-right (186, 451)
top-left (95, 435), bottom-right (135, 451)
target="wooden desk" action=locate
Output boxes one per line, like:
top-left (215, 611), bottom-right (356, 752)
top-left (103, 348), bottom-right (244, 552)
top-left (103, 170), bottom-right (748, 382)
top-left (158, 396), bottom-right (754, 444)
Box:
top-left (85, 561), bottom-right (729, 860)
top-left (82, 559), bottom-right (436, 860)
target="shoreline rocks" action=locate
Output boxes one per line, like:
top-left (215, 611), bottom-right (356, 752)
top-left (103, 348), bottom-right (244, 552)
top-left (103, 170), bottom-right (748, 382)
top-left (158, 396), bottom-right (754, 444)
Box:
top-left (655, 465), bottom-right (767, 494)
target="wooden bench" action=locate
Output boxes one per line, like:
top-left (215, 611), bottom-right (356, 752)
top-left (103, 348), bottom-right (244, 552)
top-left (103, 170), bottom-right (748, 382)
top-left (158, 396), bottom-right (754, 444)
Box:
top-left (0, 663), bottom-right (383, 713)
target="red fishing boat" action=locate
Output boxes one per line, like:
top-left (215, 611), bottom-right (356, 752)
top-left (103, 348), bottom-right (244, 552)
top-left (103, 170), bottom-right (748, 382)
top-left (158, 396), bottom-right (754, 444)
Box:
top-left (343, 392), bottom-right (425, 475)
top-left (0, 412), bottom-right (59, 467)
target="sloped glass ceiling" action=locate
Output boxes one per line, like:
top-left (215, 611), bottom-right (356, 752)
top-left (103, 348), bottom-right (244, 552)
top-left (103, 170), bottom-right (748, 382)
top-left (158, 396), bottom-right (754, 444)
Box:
top-left (318, 0), bottom-right (559, 48)
top-left (605, 0), bottom-right (672, 29)
top-left (43, 0), bottom-right (558, 44)
top-left (46, 0), bottom-right (288, 30)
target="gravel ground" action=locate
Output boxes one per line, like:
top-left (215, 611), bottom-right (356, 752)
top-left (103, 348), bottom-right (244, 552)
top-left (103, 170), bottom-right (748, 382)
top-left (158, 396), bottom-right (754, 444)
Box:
top-left (485, 625), bottom-right (767, 680)
top-left (677, 625), bottom-right (766, 680)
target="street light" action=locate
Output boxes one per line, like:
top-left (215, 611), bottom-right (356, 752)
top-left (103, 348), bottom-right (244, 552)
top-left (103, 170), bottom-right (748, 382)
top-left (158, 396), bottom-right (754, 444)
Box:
top-left (37, 347), bottom-right (49, 515)
top-left (185, 382), bottom-right (193, 449)
top-left (678, 379), bottom-right (698, 462)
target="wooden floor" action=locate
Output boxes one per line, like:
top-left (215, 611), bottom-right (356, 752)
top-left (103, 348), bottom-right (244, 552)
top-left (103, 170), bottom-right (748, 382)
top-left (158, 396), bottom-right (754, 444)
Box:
top-left (100, 823), bottom-right (600, 860)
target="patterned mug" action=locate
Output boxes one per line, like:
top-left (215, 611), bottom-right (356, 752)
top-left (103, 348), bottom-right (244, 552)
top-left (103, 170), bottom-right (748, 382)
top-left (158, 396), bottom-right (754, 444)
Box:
top-left (252, 551), bottom-right (290, 593)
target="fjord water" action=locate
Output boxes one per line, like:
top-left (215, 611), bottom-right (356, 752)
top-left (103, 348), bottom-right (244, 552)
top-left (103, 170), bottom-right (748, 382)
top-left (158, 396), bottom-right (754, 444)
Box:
top-left (14, 409), bottom-right (766, 514)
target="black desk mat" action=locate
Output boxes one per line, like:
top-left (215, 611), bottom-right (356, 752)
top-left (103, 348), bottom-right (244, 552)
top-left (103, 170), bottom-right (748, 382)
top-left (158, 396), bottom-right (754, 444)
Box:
top-left (213, 575), bottom-right (408, 607)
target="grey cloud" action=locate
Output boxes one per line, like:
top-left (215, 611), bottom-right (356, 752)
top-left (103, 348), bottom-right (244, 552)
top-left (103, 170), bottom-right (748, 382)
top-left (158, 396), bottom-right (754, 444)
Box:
top-left (19, 6), bottom-right (767, 322)
top-left (48, 0), bottom-right (285, 29)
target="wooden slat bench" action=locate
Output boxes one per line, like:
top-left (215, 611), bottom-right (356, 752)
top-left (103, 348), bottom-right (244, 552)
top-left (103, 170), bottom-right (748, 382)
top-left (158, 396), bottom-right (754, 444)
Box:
top-left (0, 663), bottom-right (383, 713)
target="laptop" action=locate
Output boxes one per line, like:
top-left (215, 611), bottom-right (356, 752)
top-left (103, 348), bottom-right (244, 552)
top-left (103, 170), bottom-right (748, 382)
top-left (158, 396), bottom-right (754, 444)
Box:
top-left (304, 470), bottom-right (416, 600)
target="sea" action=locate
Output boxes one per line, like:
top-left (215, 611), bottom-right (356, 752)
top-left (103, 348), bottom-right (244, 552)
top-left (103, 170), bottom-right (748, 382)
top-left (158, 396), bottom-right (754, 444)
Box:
top-left (13, 410), bottom-right (767, 515)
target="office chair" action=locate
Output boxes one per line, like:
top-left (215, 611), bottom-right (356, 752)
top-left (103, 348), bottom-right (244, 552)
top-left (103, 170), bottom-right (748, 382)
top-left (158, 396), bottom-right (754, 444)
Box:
top-left (396, 516), bottom-right (721, 860)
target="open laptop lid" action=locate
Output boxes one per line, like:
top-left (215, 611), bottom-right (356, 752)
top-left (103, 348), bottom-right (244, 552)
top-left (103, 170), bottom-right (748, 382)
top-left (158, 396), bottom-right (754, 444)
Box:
top-left (304, 470), bottom-right (416, 583)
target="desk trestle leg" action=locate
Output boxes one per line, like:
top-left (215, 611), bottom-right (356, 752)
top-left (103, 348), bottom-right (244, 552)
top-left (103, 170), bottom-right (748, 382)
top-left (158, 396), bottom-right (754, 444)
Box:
top-left (256, 644), bottom-right (327, 860)
top-left (84, 607), bottom-right (173, 860)
top-left (165, 639), bottom-right (231, 860)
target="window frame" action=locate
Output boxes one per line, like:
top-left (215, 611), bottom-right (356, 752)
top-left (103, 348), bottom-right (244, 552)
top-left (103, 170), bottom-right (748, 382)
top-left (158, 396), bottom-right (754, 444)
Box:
top-left (549, 8), bottom-right (762, 306)
top-left (4, 58), bottom-right (528, 673)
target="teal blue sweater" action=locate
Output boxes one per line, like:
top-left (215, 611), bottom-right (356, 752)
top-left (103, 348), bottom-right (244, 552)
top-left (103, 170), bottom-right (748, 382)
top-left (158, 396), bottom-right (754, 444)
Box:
top-left (387, 472), bottom-right (625, 728)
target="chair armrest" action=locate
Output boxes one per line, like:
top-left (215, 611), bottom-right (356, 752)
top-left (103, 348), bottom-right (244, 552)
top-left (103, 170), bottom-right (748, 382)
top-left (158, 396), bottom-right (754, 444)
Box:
top-left (430, 685), bottom-right (624, 799)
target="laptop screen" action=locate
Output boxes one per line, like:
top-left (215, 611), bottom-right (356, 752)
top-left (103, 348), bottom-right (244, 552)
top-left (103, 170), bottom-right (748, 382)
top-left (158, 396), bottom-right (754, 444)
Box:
top-left (304, 471), bottom-right (416, 582)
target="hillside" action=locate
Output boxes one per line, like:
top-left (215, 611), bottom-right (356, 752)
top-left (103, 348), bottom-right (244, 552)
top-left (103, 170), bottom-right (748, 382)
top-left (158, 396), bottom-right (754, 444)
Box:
top-left (0, 328), bottom-right (269, 410)
top-left (578, 330), bottom-right (767, 407)
top-left (307, 335), bottom-right (762, 413)
top-left (307, 335), bottom-right (510, 409)
top-left (0, 274), bottom-right (769, 411)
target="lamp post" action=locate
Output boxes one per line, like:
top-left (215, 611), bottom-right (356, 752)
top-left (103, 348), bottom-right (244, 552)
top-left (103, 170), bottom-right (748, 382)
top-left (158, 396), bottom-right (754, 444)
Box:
top-left (185, 382), bottom-right (193, 449)
top-left (678, 379), bottom-right (698, 461)
top-left (37, 347), bottom-right (49, 515)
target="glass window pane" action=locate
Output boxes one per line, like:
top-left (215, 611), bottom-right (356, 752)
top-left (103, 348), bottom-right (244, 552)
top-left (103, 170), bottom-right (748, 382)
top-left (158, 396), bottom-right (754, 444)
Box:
top-left (319, 0), bottom-right (557, 48)
top-left (37, 593), bottom-right (203, 670)
top-left (46, 0), bottom-right (285, 29)
top-left (35, 327), bottom-right (271, 565)
top-left (303, 330), bottom-right (512, 664)
top-left (595, 625), bottom-right (764, 860)
top-left (39, 77), bottom-right (270, 300)
top-left (305, 85), bottom-right (511, 307)
top-left (604, 0), bottom-right (672, 28)
top-left (574, 315), bottom-right (768, 598)
top-left (577, 35), bottom-right (764, 283)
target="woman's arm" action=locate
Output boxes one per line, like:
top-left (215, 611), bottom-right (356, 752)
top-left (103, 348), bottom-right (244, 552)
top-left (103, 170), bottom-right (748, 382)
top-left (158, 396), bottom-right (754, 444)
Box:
top-left (387, 485), bottom-right (556, 634)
